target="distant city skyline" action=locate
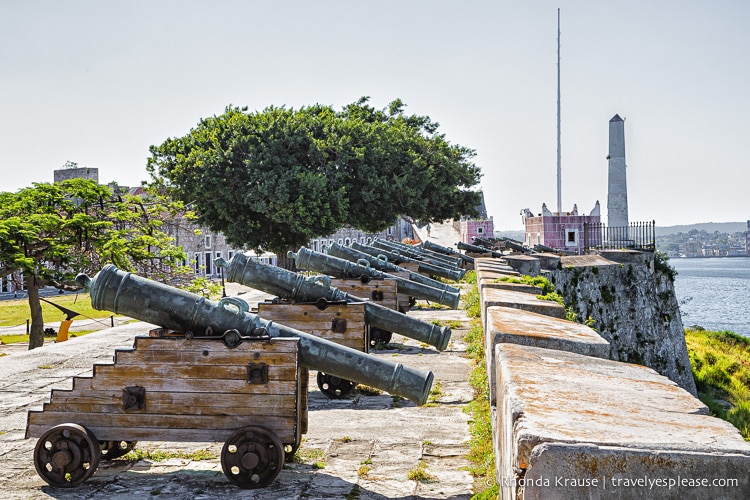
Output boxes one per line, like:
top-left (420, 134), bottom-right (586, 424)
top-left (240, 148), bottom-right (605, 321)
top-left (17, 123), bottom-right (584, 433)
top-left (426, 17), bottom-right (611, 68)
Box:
top-left (1, 1), bottom-right (748, 230)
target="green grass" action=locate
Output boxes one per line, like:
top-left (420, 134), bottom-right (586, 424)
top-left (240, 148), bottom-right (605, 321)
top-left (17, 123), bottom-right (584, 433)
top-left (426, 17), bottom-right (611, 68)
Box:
top-left (0, 293), bottom-right (110, 328)
top-left (119, 448), bottom-right (217, 462)
top-left (685, 327), bottom-right (750, 440)
top-left (293, 446), bottom-right (325, 463)
top-left (461, 279), bottom-right (497, 497)
top-left (494, 275), bottom-right (554, 294)
top-left (407, 460), bottom-right (435, 482)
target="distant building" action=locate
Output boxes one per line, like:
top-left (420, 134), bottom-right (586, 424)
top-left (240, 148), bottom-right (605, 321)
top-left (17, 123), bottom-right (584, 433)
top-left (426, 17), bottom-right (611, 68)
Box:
top-left (54, 164), bottom-right (99, 184)
top-left (53, 168), bottom-right (247, 277)
top-left (458, 192), bottom-right (494, 244)
top-left (521, 202), bottom-right (601, 253)
top-left (308, 219), bottom-right (414, 253)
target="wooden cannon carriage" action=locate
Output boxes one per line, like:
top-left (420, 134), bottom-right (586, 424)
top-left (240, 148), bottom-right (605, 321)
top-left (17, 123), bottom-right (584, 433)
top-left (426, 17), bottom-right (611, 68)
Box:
top-left (26, 332), bottom-right (305, 489)
top-left (256, 299), bottom-right (367, 399)
top-left (25, 264), bottom-right (433, 490)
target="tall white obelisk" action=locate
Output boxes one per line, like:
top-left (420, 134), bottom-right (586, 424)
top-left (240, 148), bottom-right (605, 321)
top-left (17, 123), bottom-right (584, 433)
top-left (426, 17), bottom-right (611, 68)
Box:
top-left (607, 114), bottom-right (628, 228)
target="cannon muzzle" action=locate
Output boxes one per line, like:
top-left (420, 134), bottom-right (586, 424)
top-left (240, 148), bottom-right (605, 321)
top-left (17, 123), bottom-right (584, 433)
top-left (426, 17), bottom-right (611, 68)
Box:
top-left (421, 239), bottom-right (475, 265)
top-left (289, 247), bottom-right (460, 309)
top-left (350, 241), bottom-right (465, 281)
top-left (373, 239), bottom-right (463, 268)
top-left (76, 265), bottom-right (433, 405)
top-left (326, 242), bottom-right (460, 294)
top-left (218, 253), bottom-right (451, 351)
top-left (456, 241), bottom-right (505, 258)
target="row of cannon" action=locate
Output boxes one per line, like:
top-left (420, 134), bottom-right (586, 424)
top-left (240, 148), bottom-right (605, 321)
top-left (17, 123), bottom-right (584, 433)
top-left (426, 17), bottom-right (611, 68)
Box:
top-left (26, 238), bottom-right (482, 490)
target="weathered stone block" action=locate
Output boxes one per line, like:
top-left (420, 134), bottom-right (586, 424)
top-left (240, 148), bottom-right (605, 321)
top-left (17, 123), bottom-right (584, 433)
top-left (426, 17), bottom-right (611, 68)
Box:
top-left (503, 254), bottom-right (542, 276)
top-left (494, 343), bottom-right (750, 500)
top-left (480, 287), bottom-right (565, 332)
top-left (485, 307), bottom-right (609, 404)
top-left (480, 281), bottom-right (543, 295)
top-left (522, 442), bottom-right (750, 500)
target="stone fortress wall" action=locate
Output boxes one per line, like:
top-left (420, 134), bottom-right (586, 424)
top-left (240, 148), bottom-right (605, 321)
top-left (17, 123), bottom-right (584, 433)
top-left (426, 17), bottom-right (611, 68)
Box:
top-left (475, 252), bottom-right (750, 499)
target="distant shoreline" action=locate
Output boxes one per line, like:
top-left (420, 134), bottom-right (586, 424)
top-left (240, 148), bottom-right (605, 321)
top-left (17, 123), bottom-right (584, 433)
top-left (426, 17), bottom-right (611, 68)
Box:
top-left (674, 255), bottom-right (749, 259)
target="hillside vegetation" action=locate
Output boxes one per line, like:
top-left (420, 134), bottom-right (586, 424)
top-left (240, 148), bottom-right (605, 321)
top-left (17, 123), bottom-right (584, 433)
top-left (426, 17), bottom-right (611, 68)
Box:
top-left (685, 327), bottom-right (750, 440)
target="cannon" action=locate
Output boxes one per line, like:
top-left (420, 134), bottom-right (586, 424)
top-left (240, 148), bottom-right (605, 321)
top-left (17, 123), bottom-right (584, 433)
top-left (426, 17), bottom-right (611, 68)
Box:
top-left (290, 246), bottom-right (460, 309)
top-left (73, 265), bottom-right (432, 404)
top-left (351, 241), bottom-right (465, 282)
top-left (326, 241), bottom-right (460, 295)
top-left (533, 243), bottom-right (558, 253)
top-left (501, 237), bottom-right (532, 254)
top-left (472, 237), bottom-right (499, 250)
top-left (420, 239), bottom-right (475, 265)
top-left (24, 265), bottom-right (435, 489)
top-left (373, 239), bottom-right (463, 268)
top-left (456, 241), bottom-right (505, 258)
top-left (218, 253), bottom-right (451, 351)
top-left (255, 299), bottom-right (368, 399)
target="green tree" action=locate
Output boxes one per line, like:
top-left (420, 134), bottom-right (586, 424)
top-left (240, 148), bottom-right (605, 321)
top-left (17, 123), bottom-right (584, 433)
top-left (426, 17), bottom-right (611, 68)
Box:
top-left (0, 179), bottom-right (191, 349)
top-left (146, 98), bottom-right (482, 257)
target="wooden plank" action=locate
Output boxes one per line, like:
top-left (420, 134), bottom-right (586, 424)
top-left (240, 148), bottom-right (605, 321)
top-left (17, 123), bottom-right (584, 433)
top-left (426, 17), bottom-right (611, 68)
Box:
top-left (390, 271), bottom-right (412, 312)
top-left (400, 261), bottom-right (420, 273)
top-left (46, 391), bottom-right (296, 415)
top-left (91, 362), bottom-right (298, 383)
top-left (27, 422), bottom-right (297, 445)
top-left (86, 374), bottom-right (296, 395)
top-left (114, 349), bottom-right (299, 367)
top-left (27, 410), bottom-right (296, 435)
top-left (329, 278), bottom-right (398, 310)
top-left (257, 302), bottom-right (367, 352)
top-left (132, 336), bottom-right (299, 353)
top-left (299, 366), bottom-right (309, 435)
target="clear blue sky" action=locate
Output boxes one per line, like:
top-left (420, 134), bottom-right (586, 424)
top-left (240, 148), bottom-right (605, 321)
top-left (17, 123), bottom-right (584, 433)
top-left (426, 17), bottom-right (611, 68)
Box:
top-left (1, 1), bottom-right (748, 230)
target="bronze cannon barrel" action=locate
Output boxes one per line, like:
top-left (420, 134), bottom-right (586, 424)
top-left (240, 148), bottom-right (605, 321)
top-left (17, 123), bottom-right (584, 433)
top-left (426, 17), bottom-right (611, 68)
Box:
top-left (373, 239), bottom-right (463, 268)
top-left (501, 238), bottom-right (531, 254)
top-left (326, 242), bottom-right (460, 294)
top-left (290, 247), bottom-right (460, 309)
top-left (76, 265), bottom-right (433, 405)
top-left (421, 240), bottom-right (475, 265)
top-left (218, 253), bottom-right (451, 351)
top-left (457, 241), bottom-right (505, 258)
top-left (350, 241), bottom-right (464, 282)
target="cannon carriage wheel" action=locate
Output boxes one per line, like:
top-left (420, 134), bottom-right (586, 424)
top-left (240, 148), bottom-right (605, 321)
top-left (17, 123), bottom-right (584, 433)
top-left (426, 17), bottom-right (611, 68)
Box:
top-left (316, 372), bottom-right (355, 399)
top-left (99, 440), bottom-right (137, 460)
top-left (369, 327), bottom-right (393, 347)
top-left (221, 425), bottom-right (284, 489)
top-left (33, 423), bottom-right (101, 487)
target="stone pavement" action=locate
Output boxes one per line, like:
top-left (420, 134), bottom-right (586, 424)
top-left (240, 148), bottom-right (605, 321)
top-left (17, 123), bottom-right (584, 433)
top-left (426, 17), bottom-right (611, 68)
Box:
top-left (0, 285), bottom-right (475, 499)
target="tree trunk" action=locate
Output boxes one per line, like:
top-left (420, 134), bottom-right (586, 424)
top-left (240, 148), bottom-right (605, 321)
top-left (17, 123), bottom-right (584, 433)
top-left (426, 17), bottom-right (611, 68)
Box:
top-left (275, 246), bottom-right (298, 272)
top-left (27, 276), bottom-right (45, 350)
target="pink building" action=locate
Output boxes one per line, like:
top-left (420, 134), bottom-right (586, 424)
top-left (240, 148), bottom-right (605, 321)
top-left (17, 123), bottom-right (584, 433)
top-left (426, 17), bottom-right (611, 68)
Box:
top-left (459, 217), bottom-right (494, 244)
top-left (522, 202), bottom-right (601, 253)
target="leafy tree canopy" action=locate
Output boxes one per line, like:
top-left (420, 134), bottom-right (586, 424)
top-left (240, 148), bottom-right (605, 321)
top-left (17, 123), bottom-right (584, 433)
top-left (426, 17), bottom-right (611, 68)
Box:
top-left (0, 179), bottom-right (192, 348)
top-left (147, 98), bottom-right (482, 254)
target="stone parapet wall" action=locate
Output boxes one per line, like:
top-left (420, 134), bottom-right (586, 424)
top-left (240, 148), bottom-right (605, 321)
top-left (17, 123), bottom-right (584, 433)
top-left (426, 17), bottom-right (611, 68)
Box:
top-left (474, 256), bottom-right (750, 499)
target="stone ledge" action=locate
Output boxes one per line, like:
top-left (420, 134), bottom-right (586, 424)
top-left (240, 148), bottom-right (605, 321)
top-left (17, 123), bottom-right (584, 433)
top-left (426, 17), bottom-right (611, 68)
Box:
top-left (522, 442), bottom-right (750, 500)
top-left (480, 287), bottom-right (565, 331)
top-left (485, 306), bottom-right (609, 404)
top-left (503, 254), bottom-right (542, 276)
top-left (494, 343), bottom-right (750, 499)
top-left (558, 254), bottom-right (619, 268)
top-left (479, 281), bottom-right (542, 295)
top-left (476, 268), bottom-right (522, 283)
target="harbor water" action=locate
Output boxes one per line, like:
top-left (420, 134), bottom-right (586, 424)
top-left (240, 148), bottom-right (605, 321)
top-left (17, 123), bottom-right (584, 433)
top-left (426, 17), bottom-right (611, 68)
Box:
top-left (670, 256), bottom-right (750, 338)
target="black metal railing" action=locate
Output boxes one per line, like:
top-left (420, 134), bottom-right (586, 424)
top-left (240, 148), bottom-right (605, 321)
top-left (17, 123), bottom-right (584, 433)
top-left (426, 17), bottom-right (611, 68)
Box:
top-left (584, 220), bottom-right (655, 252)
